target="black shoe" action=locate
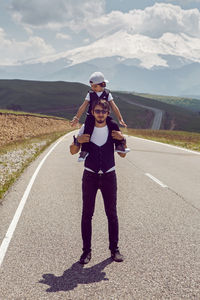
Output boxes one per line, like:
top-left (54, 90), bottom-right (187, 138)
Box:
top-left (78, 151), bottom-right (89, 162)
top-left (79, 251), bottom-right (91, 264)
top-left (111, 250), bottom-right (124, 262)
top-left (115, 145), bottom-right (130, 153)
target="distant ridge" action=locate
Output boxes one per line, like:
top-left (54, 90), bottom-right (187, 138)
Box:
top-left (0, 79), bottom-right (200, 132)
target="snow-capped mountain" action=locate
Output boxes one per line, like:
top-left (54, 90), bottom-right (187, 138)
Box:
top-left (1, 30), bottom-right (200, 97)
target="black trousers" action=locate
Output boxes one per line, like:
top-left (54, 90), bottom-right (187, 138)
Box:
top-left (81, 115), bottom-right (121, 152)
top-left (81, 170), bottom-right (119, 253)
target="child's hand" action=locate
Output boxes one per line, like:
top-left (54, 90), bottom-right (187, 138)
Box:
top-left (70, 117), bottom-right (79, 127)
top-left (119, 119), bottom-right (127, 127)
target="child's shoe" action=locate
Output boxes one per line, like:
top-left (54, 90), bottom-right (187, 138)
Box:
top-left (115, 144), bottom-right (130, 153)
top-left (78, 151), bottom-right (89, 162)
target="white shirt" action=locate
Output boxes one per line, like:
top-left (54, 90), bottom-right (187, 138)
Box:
top-left (85, 91), bottom-right (113, 102)
top-left (78, 124), bottom-right (108, 146)
top-left (78, 124), bottom-right (115, 173)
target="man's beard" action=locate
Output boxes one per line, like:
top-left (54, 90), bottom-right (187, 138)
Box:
top-left (96, 119), bottom-right (105, 123)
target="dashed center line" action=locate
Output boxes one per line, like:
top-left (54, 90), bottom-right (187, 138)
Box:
top-left (145, 173), bottom-right (168, 188)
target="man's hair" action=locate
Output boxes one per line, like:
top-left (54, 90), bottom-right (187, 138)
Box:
top-left (91, 99), bottom-right (110, 113)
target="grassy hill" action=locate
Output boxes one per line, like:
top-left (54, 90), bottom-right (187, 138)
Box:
top-left (0, 79), bottom-right (200, 132)
top-left (113, 92), bottom-right (200, 132)
top-left (135, 92), bottom-right (200, 113)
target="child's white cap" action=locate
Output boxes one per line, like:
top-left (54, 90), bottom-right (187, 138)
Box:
top-left (89, 72), bottom-right (109, 85)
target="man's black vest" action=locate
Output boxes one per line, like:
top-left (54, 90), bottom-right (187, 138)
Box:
top-left (88, 89), bottom-right (110, 114)
top-left (84, 127), bottom-right (115, 173)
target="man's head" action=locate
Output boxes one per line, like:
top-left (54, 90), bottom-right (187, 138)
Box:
top-left (91, 99), bottom-right (110, 124)
top-left (89, 72), bottom-right (108, 92)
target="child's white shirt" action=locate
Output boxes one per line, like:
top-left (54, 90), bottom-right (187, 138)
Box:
top-left (85, 91), bottom-right (113, 102)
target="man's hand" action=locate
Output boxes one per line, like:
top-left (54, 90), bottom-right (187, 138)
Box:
top-left (77, 134), bottom-right (90, 144)
top-left (111, 130), bottom-right (124, 140)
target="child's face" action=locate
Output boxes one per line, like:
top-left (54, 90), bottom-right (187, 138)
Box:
top-left (91, 84), bottom-right (104, 92)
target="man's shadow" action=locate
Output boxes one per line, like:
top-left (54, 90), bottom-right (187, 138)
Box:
top-left (39, 258), bottom-right (113, 292)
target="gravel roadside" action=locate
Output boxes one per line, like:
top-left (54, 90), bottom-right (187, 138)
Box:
top-left (0, 140), bottom-right (47, 186)
top-left (0, 132), bottom-right (72, 201)
top-left (0, 112), bottom-right (74, 200)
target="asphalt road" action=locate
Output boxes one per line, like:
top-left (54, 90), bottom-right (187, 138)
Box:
top-left (119, 96), bottom-right (163, 130)
top-left (0, 131), bottom-right (200, 300)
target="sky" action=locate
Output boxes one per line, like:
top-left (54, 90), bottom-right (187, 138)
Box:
top-left (0, 0), bottom-right (200, 65)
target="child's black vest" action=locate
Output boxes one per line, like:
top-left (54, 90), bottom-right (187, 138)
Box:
top-left (88, 89), bottom-right (110, 114)
top-left (84, 127), bottom-right (115, 173)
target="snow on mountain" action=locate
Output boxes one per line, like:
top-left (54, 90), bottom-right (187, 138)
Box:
top-left (1, 30), bottom-right (200, 96)
top-left (17, 30), bottom-right (200, 70)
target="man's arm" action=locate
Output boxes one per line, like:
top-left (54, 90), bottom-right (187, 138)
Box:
top-left (70, 135), bottom-right (81, 154)
top-left (111, 130), bottom-right (127, 158)
top-left (69, 134), bottom-right (90, 155)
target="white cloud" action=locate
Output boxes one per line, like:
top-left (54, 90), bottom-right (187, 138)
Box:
top-left (10, 0), bottom-right (105, 31)
top-left (4, 2), bottom-right (200, 67)
top-left (167, 0), bottom-right (200, 3)
top-left (56, 33), bottom-right (71, 40)
top-left (0, 27), bottom-right (55, 65)
top-left (86, 3), bottom-right (200, 39)
top-left (83, 38), bottom-right (90, 44)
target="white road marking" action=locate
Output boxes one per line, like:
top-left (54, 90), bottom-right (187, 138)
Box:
top-left (145, 173), bottom-right (168, 188)
top-left (127, 135), bottom-right (200, 155)
top-left (0, 131), bottom-right (74, 268)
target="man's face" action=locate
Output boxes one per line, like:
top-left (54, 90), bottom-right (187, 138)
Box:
top-left (92, 105), bottom-right (109, 124)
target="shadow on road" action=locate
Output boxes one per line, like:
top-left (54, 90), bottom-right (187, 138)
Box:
top-left (39, 258), bottom-right (113, 292)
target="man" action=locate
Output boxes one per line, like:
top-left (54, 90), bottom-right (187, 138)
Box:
top-left (70, 99), bottom-right (128, 264)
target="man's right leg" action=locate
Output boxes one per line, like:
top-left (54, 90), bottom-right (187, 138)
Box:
top-left (80, 171), bottom-right (98, 263)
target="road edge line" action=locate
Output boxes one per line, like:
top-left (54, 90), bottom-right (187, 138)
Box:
top-left (127, 135), bottom-right (200, 155)
top-left (0, 131), bottom-right (74, 268)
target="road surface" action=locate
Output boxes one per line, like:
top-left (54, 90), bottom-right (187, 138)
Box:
top-left (0, 131), bottom-right (200, 299)
top-left (119, 96), bottom-right (164, 130)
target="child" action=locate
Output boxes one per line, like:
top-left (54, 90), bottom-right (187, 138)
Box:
top-left (70, 71), bottom-right (130, 161)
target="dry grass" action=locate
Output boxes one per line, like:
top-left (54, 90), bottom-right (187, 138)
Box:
top-left (0, 130), bottom-right (72, 200)
top-left (0, 109), bottom-right (66, 119)
top-left (122, 128), bottom-right (200, 152)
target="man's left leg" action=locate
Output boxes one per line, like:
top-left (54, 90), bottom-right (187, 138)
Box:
top-left (100, 171), bottom-right (123, 262)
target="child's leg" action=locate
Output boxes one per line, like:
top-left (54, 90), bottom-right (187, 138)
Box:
top-left (81, 114), bottom-right (95, 152)
top-left (106, 116), bottom-right (122, 147)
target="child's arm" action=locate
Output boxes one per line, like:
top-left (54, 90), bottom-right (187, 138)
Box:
top-left (70, 100), bottom-right (89, 127)
top-left (109, 100), bottom-right (127, 127)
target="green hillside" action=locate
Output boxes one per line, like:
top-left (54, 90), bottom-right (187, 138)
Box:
top-left (0, 79), bottom-right (153, 129)
top-left (113, 92), bottom-right (200, 132)
top-left (135, 92), bottom-right (200, 113)
top-left (0, 79), bottom-right (200, 132)
top-left (0, 79), bottom-right (88, 114)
